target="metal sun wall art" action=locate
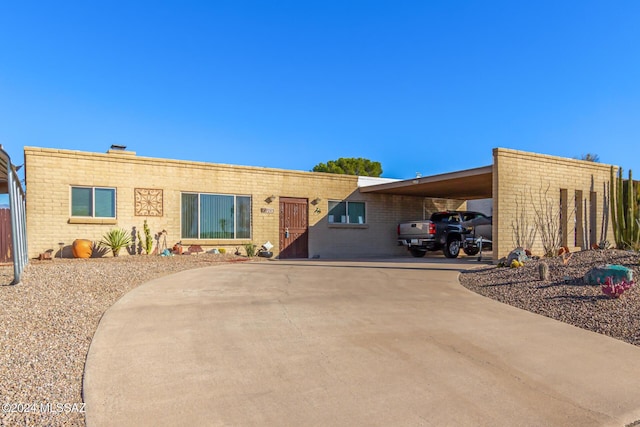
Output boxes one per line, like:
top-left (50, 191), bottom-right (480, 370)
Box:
top-left (135, 188), bottom-right (163, 216)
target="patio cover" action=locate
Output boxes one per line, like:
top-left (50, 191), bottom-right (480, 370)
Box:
top-left (359, 165), bottom-right (493, 200)
top-left (0, 146), bottom-right (28, 284)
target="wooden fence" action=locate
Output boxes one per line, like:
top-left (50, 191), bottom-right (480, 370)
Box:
top-left (0, 208), bottom-right (12, 263)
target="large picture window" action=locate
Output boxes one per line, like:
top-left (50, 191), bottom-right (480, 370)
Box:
top-left (181, 193), bottom-right (251, 239)
top-left (328, 201), bottom-right (366, 224)
top-left (71, 187), bottom-right (116, 218)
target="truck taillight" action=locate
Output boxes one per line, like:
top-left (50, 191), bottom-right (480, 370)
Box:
top-left (429, 223), bottom-right (436, 234)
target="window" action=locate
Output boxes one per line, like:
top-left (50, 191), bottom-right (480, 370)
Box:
top-left (71, 187), bottom-right (116, 218)
top-left (328, 201), bottom-right (366, 224)
top-left (181, 193), bottom-right (251, 239)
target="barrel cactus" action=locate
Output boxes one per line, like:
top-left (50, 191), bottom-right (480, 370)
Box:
top-left (538, 262), bottom-right (549, 280)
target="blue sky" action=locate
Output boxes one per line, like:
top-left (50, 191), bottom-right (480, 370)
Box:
top-left (0, 1), bottom-right (639, 180)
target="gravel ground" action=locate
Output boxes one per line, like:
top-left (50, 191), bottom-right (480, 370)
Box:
top-left (460, 249), bottom-right (640, 347)
top-left (0, 254), bottom-right (261, 427)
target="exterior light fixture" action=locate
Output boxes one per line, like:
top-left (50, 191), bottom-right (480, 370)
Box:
top-left (311, 197), bottom-right (322, 205)
top-left (265, 195), bottom-right (276, 203)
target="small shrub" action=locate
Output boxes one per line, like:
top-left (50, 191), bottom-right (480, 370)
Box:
top-left (218, 248), bottom-right (226, 254)
top-left (244, 243), bottom-right (257, 257)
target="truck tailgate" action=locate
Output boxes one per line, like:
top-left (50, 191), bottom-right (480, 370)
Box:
top-left (398, 221), bottom-right (433, 238)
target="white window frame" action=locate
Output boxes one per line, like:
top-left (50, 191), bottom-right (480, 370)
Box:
top-left (70, 186), bottom-right (117, 218)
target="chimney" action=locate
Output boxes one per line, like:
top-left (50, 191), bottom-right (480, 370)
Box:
top-left (107, 145), bottom-right (136, 155)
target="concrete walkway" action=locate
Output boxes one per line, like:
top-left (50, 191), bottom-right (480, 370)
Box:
top-left (83, 259), bottom-right (640, 427)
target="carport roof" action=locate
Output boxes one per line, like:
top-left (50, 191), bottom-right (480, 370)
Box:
top-left (360, 165), bottom-right (493, 200)
top-left (0, 149), bottom-right (10, 194)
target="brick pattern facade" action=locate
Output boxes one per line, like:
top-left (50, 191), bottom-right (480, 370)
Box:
top-left (25, 147), bottom-right (431, 259)
top-left (493, 148), bottom-right (616, 260)
top-left (28, 146), bottom-right (607, 262)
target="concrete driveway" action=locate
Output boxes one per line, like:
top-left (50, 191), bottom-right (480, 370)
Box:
top-left (83, 259), bottom-right (640, 427)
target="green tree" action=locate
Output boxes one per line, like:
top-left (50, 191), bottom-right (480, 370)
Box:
top-left (312, 157), bottom-right (383, 177)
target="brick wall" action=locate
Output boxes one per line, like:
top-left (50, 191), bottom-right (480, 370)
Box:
top-left (493, 148), bottom-right (616, 260)
top-left (25, 147), bottom-right (434, 259)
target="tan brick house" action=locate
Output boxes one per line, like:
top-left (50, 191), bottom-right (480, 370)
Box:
top-left (24, 147), bottom-right (465, 260)
top-left (24, 146), bottom-right (616, 261)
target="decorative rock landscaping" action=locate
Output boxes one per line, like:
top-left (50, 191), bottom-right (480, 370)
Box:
top-left (0, 254), bottom-right (261, 427)
top-left (583, 263), bottom-right (633, 285)
top-left (460, 249), bottom-right (640, 348)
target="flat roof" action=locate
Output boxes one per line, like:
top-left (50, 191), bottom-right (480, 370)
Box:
top-left (359, 165), bottom-right (493, 200)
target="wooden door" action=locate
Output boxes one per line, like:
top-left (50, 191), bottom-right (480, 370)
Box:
top-left (279, 198), bottom-right (308, 259)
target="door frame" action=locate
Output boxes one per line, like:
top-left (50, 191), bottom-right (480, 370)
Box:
top-left (279, 197), bottom-right (309, 259)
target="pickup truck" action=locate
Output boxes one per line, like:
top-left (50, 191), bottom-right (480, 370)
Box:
top-left (397, 211), bottom-right (492, 258)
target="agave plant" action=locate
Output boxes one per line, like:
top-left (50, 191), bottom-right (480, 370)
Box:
top-left (99, 228), bottom-right (132, 257)
top-left (243, 243), bottom-right (257, 257)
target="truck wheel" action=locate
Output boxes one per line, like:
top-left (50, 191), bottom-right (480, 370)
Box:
top-left (409, 248), bottom-right (427, 258)
top-left (443, 238), bottom-right (461, 258)
top-left (463, 247), bottom-right (480, 256)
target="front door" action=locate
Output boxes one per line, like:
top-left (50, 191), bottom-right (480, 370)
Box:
top-left (279, 197), bottom-right (309, 259)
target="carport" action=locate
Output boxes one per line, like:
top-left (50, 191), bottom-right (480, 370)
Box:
top-left (360, 164), bottom-right (495, 259)
top-left (359, 165), bottom-right (493, 200)
top-left (0, 146), bottom-right (28, 284)
top-left (360, 148), bottom-right (617, 262)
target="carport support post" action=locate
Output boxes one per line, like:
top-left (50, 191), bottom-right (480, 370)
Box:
top-left (7, 162), bottom-right (28, 285)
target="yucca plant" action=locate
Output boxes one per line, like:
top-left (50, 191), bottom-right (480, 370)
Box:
top-left (243, 243), bottom-right (257, 257)
top-left (99, 228), bottom-right (132, 257)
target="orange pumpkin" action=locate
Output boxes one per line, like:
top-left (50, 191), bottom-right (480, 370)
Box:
top-left (72, 239), bottom-right (93, 258)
